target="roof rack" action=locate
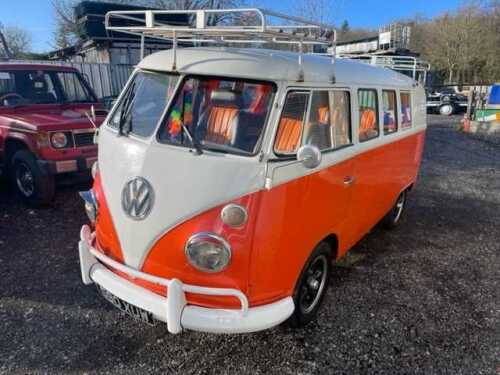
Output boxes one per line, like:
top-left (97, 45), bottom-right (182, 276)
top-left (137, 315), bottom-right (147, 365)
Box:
top-left (336, 53), bottom-right (431, 83)
top-left (105, 8), bottom-right (336, 72)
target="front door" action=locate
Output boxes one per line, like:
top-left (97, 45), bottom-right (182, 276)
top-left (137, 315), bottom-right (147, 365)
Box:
top-left (266, 88), bottom-right (356, 256)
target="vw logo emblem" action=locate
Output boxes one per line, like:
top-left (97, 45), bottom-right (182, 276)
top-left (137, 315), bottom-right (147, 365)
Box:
top-left (121, 177), bottom-right (154, 220)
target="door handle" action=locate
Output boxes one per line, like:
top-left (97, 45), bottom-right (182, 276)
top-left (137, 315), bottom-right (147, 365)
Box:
top-left (343, 176), bottom-right (355, 186)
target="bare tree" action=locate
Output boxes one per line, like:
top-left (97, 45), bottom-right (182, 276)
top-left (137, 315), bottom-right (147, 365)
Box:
top-left (292, 0), bottom-right (335, 24)
top-left (0, 25), bottom-right (32, 58)
top-left (414, 2), bottom-right (499, 84)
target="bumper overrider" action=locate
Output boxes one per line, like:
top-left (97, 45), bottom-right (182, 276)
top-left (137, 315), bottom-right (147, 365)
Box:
top-left (78, 225), bottom-right (294, 334)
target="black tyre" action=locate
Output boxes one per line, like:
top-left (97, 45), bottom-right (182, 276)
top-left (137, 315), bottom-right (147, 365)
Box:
top-left (380, 190), bottom-right (407, 229)
top-left (288, 241), bottom-right (332, 328)
top-left (11, 150), bottom-right (55, 206)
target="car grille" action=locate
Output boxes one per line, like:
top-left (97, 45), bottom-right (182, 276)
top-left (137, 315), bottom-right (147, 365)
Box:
top-left (74, 132), bottom-right (95, 147)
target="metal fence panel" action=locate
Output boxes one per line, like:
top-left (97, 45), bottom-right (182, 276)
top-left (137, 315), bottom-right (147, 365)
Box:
top-left (7, 60), bottom-right (134, 99)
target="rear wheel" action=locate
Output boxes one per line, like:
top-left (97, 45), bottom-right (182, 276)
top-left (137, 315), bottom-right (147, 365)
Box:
top-left (288, 242), bottom-right (331, 327)
top-left (11, 150), bottom-right (55, 206)
top-left (380, 190), bottom-right (407, 229)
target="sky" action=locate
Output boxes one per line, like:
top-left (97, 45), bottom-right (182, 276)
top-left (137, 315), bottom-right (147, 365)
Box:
top-left (0, 0), bottom-right (466, 53)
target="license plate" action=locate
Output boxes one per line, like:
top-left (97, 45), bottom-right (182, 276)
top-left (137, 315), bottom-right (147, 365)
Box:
top-left (98, 285), bottom-right (155, 325)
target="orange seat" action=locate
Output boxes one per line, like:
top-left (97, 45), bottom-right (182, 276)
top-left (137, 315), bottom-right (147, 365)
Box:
top-left (275, 117), bottom-right (302, 153)
top-left (359, 109), bottom-right (377, 140)
top-left (318, 106), bottom-right (330, 124)
top-left (205, 106), bottom-right (239, 144)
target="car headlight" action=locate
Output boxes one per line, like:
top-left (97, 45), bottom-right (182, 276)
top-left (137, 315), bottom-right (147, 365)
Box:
top-left (50, 132), bottom-right (69, 148)
top-left (185, 233), bottom-right (231, 273)
top-left (79, 189), bottom-right (97, 222)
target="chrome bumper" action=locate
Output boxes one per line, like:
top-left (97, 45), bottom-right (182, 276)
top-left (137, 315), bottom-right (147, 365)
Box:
top-left (78, 225), bottom-right (294, 334)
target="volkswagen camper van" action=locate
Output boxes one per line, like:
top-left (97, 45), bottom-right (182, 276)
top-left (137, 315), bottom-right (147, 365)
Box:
top-left (78, 9), bottom-right (426, 334)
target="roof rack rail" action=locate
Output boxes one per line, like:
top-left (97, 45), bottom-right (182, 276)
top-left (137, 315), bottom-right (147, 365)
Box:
top-left (335, 53), bottom-right (430, 83)
top-left (105, 8), bottom-right (336, 71)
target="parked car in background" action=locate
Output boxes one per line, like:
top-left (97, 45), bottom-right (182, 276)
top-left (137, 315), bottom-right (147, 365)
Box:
top-left (426, 87), bottom-right (468, 116)
top-left (0, 64), bottom-right (107, 206)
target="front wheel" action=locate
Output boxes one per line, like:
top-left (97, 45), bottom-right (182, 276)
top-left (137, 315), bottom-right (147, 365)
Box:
top-left (287, 242), bottom-right (332, 327)
top-left (11, 150), bottom-right (55, 206)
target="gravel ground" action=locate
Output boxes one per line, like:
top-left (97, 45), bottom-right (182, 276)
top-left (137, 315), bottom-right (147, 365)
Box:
top-left (0, 115), bottom-right (499, 374)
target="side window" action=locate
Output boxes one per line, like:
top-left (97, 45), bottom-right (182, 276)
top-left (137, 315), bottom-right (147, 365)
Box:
top-left (303, 90), bottom-right (351, 151)
top-left (400, 92), bottom-right (412, 128)
top-left (303, 91), bottom-right (332, 151)
top-left (358, 89), bottom-right (379, 142)
top-left (330, 91), bottom-right (352, 148)
top-left (274, 91), bottom-right (309, 154)
top-left (382, 90), bottom-right (398, 135)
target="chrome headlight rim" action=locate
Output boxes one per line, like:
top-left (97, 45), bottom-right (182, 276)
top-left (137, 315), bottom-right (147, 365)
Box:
top-left (50, 131), bottom-right (70, 149)
top-left (184, 232), bottom-right (232, 273)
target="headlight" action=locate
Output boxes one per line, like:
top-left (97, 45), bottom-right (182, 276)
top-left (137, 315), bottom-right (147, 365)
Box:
top-left (79, 190), bottom-right (97, 222)
top-left (185, 233), bottom-right (231, 273)
top-left (50, 132), bottom-right (69, 148)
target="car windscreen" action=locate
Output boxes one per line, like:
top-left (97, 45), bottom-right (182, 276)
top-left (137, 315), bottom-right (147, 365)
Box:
top-left (108, 70), bottom-right (179, 138)
top-left (157, 76), bottom-right (275, 156)
top-left (0, 69), bottom-right (96, 107)
top-left (56, 71), bottom-right (97, 103)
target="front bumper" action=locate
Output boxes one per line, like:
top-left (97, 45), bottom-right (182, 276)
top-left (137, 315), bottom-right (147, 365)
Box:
top-left (78, 225), bottom-right (294, 334)
top-left (38, 156), bottom-right (97, 175)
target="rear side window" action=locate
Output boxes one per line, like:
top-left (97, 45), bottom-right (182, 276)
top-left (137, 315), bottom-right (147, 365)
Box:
top-left (274, 91), bottom-right (309, 154)
top-left (358, 89), bottom-right (379, 142)
top-left (303, 90), bottom-right (351, 151)
top-left (382, 90), bottom-right (398, 135)
top-left (400, 92), bottom-right (412, 128)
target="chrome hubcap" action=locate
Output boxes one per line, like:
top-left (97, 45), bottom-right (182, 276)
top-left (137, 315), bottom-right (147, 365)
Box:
top-left (16, 163), bottom-right (34, 197)
top-left (441, 105), bottom-right (452, 115)
top-left (299, 255), bottom-right (328, 314)
top-left (394, 193), bottom-right (405, 223)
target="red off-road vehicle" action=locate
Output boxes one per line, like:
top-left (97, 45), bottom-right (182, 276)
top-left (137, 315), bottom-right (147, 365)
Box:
top-left (0, 64), bottom-right (106, 205)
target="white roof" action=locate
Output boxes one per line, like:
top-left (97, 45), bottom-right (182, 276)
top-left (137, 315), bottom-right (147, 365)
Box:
top-left (138, 47), bottom-right (415, 88)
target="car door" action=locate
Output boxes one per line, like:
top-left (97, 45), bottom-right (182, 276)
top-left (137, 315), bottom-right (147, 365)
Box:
top-left (265, 88), bottom-right (355, 257)
top-left (348, 88), bottom-right (399, 243)
top-left (251, 88), bottom-right (355, 301)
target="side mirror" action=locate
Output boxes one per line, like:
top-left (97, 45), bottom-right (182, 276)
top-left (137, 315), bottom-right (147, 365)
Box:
top-left (297, 144), bottom-right (322, 169)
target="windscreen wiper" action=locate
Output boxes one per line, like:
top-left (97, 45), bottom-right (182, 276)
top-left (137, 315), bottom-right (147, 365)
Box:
top-left (180, 123), bottom-right (203, 155)
top-left (119, 81), bottom-right (136, 136)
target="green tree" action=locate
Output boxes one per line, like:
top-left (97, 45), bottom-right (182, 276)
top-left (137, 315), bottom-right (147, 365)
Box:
top-left (340, 20), bottom-right (350, 34)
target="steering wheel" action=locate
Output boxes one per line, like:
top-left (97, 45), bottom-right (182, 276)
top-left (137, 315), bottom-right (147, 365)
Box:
top-left (0, 93), bottom-right (25, 104)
